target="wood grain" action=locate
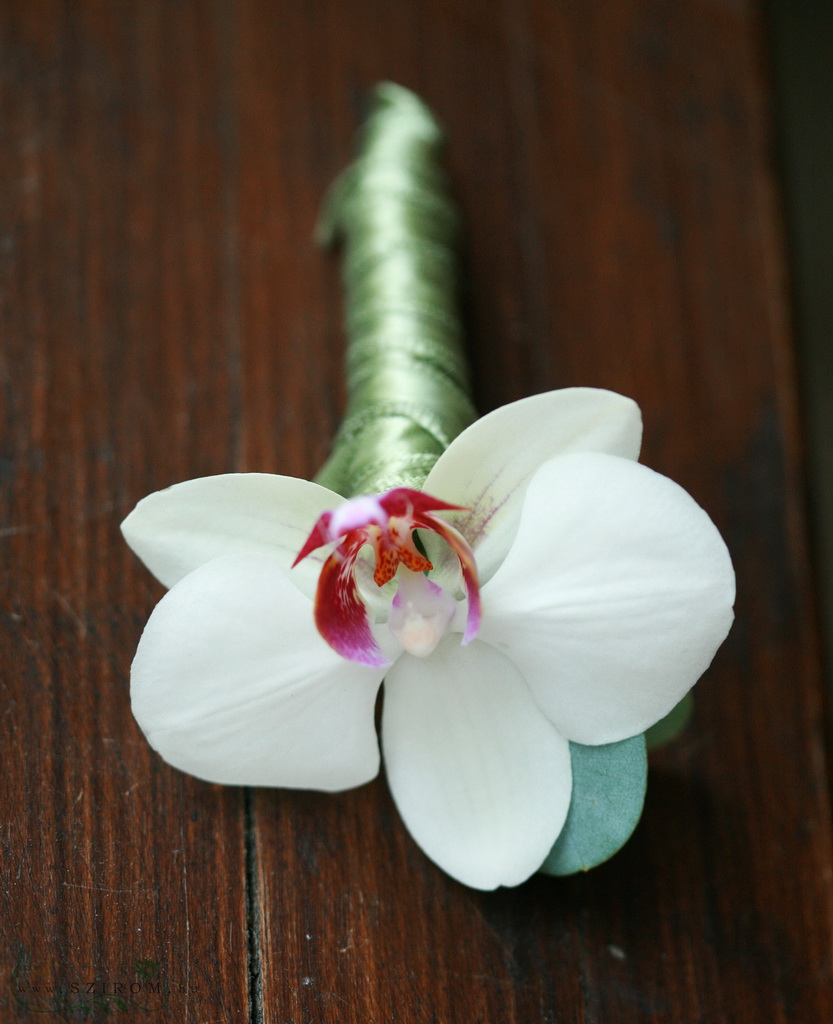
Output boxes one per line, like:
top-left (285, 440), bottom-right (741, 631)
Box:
top-left (0, 2), bottom-right (250, 1020)
top-left (1, 0), bottom-right (830, 1022)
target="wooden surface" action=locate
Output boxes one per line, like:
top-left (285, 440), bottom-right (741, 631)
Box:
top-left (1, 1), bottom-right (831, 1022)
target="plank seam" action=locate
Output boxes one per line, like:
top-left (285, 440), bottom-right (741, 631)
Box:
top-left (244, 789), bottom-right (265, 1024)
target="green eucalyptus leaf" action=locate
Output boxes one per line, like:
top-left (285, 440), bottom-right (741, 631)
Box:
top-left (539, 734), bottom-right (647, 876)
top-left (645, 692), bottom-right (694, 751)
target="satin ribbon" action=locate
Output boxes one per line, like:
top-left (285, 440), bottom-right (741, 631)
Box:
top-left (315, 83), bottom-right (477, 497)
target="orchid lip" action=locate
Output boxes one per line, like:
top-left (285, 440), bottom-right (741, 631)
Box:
top-left (388, 571), bottom-right (456, 658)
top-left (294, 487), bottom-right (481, 665)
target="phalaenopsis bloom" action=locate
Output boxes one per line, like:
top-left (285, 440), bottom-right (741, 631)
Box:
top-left (123, 389), bottom-right (734, 889)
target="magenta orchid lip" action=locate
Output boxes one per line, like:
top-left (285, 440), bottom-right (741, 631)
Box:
top-left (293, 486), bottom-right (482, 668)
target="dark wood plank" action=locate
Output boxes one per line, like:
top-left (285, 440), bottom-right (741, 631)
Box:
top-left (232, 1), bottom-right (833, 1022)
top-left (0, 2), bottom-right (250, 1019)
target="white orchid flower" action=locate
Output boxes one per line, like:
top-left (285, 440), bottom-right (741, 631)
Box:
top-left (122, 388), bottom-right (735, 890)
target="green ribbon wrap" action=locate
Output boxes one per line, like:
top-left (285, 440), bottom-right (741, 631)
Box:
top-left (315, 83), bottom-right (477, 498)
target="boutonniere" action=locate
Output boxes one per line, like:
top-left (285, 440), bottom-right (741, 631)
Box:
top-left (123, 84), bottom-right (734, 890)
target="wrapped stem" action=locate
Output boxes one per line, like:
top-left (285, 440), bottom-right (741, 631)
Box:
top-left (315, 83), bottom-right (477, 498)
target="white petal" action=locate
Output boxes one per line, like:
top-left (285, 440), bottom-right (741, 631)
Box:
top-left (122, 473), bottom-right (343, 596)
top-left (382, 637), bottom-right (572, 890)
top-left (423, 389), bottom-right (642, 582)
top-left (480, 453), bottom-right (735, 744)
top-left (131, 554), bottom-right (384, 790)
